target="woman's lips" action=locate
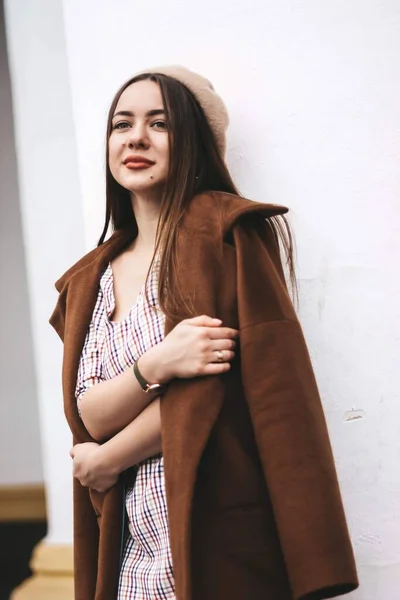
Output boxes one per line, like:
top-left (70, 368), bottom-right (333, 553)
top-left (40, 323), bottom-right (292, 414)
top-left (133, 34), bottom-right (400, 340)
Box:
top-left (124, 162), bottom-right (153, 170)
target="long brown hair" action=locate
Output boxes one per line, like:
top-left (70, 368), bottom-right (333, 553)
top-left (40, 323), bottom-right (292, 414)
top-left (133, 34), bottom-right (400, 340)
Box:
top-left (99, 72), bottom-right (296, 318)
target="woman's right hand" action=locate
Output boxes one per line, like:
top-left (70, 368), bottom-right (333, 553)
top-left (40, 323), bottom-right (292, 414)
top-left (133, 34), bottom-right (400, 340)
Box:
top-left (139, 315), bottom-right (238, 383)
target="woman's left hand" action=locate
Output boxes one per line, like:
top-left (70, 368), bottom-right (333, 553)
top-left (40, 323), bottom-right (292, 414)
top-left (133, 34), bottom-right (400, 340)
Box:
top-left (70, 442), bottom-right (119, 493)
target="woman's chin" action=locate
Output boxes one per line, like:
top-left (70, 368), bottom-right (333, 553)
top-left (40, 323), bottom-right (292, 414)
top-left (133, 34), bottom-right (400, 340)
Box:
top-left (120, 175), bottom-right (165, 195)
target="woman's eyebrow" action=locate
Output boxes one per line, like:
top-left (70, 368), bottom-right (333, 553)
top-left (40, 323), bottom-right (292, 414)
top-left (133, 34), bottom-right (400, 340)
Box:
top-left (112, 109), bottom-right (165, 119)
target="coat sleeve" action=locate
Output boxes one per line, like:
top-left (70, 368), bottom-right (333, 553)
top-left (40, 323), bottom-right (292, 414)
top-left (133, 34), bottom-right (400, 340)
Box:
top-left (234, 215), bottom-right (358, 600)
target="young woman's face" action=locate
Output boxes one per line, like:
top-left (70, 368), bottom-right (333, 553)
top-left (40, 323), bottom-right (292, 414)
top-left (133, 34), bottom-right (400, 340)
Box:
top-left (108, 80), bottom-right (169, 195)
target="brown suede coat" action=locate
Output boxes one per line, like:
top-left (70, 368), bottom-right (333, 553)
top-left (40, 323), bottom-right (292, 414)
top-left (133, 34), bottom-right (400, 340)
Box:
top-left (50, 191), bottom-right (358, 600)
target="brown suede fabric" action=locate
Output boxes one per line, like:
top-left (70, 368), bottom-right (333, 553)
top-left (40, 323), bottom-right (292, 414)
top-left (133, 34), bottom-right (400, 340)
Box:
top-left (50, 191), bottom-right (358, 600)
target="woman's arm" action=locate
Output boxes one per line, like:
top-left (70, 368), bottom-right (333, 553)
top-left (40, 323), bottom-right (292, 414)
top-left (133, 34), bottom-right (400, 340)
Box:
top-left (101, 397), bottom-right (162, 472)
top-left (79, 346), bottom-right (167, 442)
top-left (80, 316), bottom-right (238, 442)
top-left (70, 398), bottom-right (162, 493)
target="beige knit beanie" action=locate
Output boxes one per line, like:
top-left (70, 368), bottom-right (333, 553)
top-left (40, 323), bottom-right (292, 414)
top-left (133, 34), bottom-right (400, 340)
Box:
top-left (135, 65), bottom-right (229, 158)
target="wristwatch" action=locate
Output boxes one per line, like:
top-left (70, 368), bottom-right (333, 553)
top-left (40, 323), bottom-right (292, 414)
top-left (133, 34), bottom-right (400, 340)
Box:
top-left (133, 359), bottom-right (166, 395)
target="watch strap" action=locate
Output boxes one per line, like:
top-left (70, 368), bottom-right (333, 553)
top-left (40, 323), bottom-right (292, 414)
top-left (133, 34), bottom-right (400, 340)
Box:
top-left (133, 360), bottom-right (166, 395)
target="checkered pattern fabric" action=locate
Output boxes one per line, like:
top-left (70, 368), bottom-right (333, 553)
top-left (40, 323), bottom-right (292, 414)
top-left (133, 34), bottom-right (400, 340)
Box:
top-left (75, 261), bottom-right (175, 599)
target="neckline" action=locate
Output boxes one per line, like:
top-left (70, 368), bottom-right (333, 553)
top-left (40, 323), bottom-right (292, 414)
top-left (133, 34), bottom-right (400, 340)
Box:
top-left (103, 263), bottom-right (147, 326)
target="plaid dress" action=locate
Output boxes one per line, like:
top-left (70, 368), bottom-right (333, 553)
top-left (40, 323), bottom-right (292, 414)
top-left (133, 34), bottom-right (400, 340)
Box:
top-left (75, 260), bottom-right (175, 599)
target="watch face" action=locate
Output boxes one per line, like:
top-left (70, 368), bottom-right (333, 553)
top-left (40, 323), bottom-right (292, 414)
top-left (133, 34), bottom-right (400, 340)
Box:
top-left (146, 383), bottom-right (166, 394)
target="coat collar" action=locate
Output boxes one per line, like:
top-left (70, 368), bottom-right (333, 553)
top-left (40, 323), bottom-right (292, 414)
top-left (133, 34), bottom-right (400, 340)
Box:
top-left (58, 190), bottom-right (288, 598)
top-left (56, 190), bottom-right (287, 295)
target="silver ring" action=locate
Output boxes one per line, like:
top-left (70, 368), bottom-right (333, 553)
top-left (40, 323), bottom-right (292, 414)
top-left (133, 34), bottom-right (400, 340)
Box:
top-left (216, 350), bottom-right (224, 362)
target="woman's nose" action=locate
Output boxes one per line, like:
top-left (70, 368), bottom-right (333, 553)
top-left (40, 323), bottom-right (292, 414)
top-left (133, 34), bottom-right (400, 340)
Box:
top-left (127, 122), bottom-right (148, 148)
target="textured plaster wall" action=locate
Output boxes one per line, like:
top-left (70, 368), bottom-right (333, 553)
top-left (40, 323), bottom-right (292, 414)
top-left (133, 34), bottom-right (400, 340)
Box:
top-left (4, 0), bottom-right (85, 542)
top-left (0, 1), bottom-right (43, 486)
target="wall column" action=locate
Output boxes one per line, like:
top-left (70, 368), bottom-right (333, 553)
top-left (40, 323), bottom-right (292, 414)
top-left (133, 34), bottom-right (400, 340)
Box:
top-left (4, 0), bottom-right (86, 596)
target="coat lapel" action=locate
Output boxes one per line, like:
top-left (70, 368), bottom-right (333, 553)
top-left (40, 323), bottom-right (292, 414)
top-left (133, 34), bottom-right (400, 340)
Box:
top-left (61, 230), bottom-right (134, 442)
top-left (160, 197), bottom-right (227, 600)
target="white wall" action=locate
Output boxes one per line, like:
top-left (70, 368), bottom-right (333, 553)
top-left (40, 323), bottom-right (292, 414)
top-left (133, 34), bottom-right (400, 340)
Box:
top-left (0, 2), bottom-right (43, 485)
top-left (4, 0), bottom-right (86, 543)
top-left (61, 1), bottom-right (400, 598)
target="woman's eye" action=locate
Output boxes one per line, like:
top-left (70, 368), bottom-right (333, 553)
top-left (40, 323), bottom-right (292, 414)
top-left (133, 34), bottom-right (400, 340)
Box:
top-left (152, 120), bottom-right (167, 130)
top-left (112, 121), bottom-right (130, 130)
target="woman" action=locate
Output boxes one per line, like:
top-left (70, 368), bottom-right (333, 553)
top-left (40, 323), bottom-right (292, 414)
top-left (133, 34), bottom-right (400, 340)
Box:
top-left (50, 66), bottom-right (358, 600)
